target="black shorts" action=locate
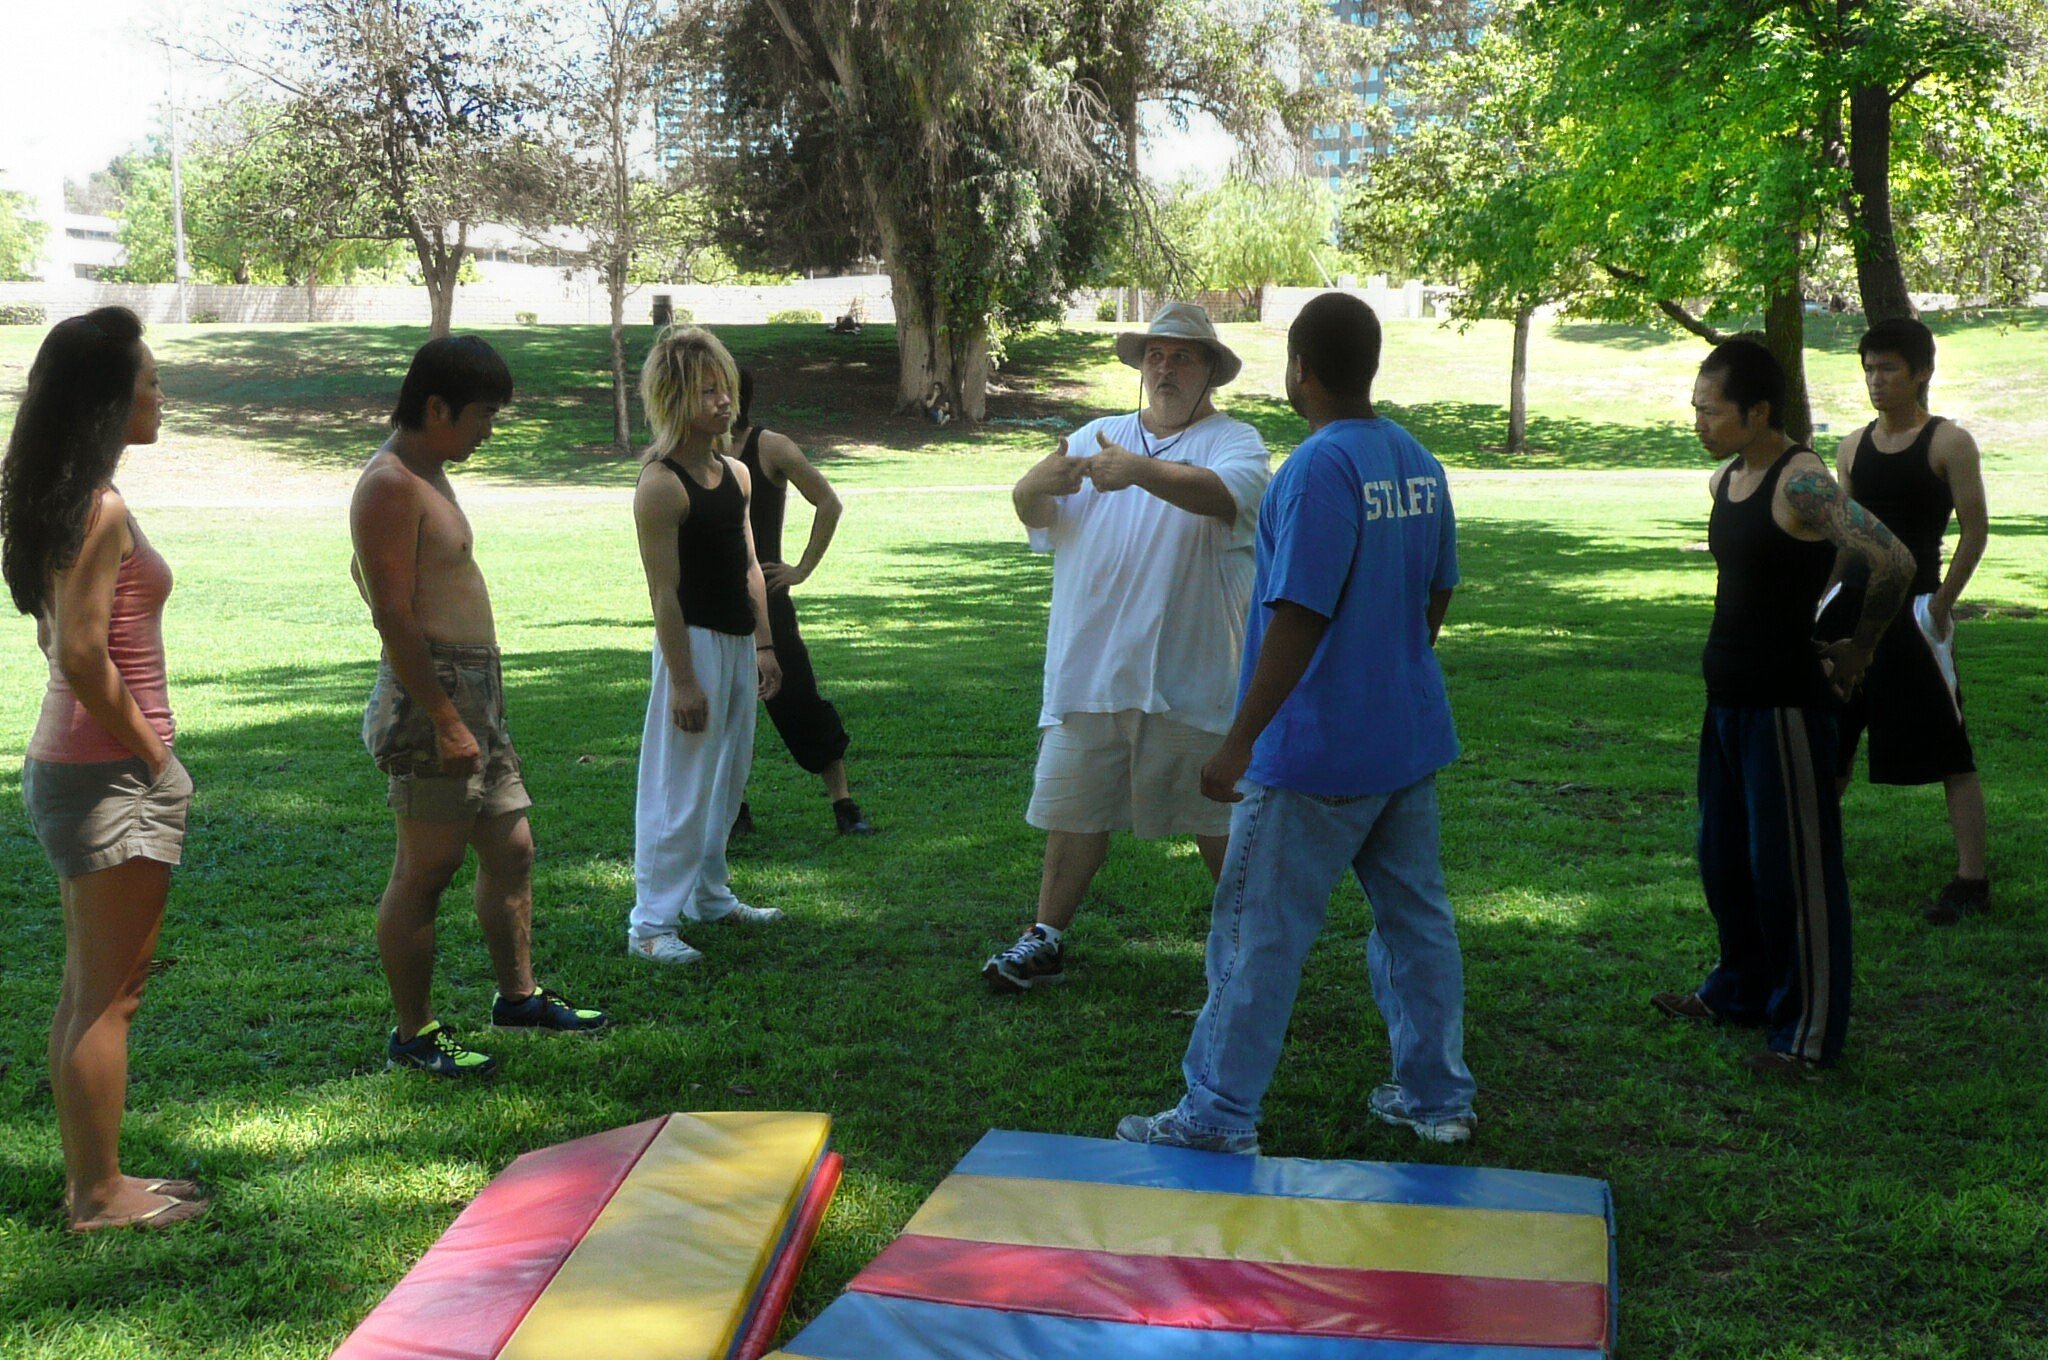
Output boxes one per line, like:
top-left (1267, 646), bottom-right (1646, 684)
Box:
top-left (1820, 587), bottom-right (1975, 785)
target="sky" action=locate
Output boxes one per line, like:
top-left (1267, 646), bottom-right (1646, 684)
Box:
top-left (0, 0), bottom-right (1238, 210)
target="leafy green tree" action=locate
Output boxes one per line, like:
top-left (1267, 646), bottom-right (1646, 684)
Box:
top-left (1344, 23), bottom-right (1578, 453)
top-left (220, 0), bottom-right (538, 336)
top-left (0, 189), bottom-right (48, 281)
top-left (1188, 177), bottom-right (1339, 311)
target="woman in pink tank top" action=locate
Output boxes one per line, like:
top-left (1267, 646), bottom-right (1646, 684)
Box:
top-left (1, 307), bottom-right (208, 1232)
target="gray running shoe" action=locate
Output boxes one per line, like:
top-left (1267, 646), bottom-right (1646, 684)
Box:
top-left (1115, 1107), bottom-right (1259, 1155)
top-left (1369, 1083), bottom-right (1475, 1145)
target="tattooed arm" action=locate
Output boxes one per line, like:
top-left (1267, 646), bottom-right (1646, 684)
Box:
top-left (1781, 464), bottom-right (1915, 697)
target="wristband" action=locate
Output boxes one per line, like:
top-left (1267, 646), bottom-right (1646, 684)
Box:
top-left (757, 644), bottom-right (775, 651)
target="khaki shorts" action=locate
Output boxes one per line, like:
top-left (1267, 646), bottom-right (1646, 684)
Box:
top-left (22, 753), bottom-right (193, 878)
top-left (362, 643), bottom-right (532, 824)
top-left (1027, 710), bottom-right (1231, 839)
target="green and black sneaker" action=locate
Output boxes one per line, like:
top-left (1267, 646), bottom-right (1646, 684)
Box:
top-left (490, 986), bottom-right (612, 1033)
top-left (386, 1020), bottom-right (499, 1078)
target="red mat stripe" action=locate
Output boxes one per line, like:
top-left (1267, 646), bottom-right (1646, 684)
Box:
top-left (331, 1116), bottom-right (669, 1360)
top-left (849, 1234), bottom-right (1609, 1351)
top-left (733, 1151), bottom-right (845, 1360)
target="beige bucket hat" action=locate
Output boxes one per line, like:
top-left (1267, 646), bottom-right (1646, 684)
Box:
top-left (1114, 301), bottom-right (1243, 386)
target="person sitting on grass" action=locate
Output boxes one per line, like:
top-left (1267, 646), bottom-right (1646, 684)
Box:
top-left (351, 336), bottom-right (610, 1078)
top-left (3, 307), bottom-right (208, 1230)
top-left (727, 368), bottom-right (875, 839)
top-left (627, 327), bottom-right (785, 966)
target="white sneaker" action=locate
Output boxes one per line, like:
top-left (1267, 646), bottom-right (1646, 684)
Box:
top-left (628, 932), bottom-right (704, 965)
top-left (720, 902), bottom-right (784, 924)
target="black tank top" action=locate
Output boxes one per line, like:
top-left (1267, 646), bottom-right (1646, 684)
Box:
top-left (660, 455), bottom-right (755, 637)
top-left (735, 426), bottom-right (786, 567)
top-left (1845, 417), bottom-right (1949, 594)
top-left (1703, 446), bottom-right (1834, 708)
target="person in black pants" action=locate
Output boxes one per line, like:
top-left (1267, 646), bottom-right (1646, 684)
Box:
top-left (1653, 339), bottom-right (1913, 1079)
top-left (730, 370), bottom-right (875, 836)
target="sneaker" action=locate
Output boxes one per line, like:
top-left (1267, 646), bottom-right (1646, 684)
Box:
top-left (1369, 1083), bottom-right (1475, 1145)
top-left (491, 986), bottom-right (611, 1033)
top-left (1923, 875), bottom-right (1989, 925)
top-left (983, 926), bottom-right (1065, 992)
top-left (387, 1020), bottom-right (498, 1078)
top-left (720, 902), bottom-right (785, 924)
top-left (628, 932), bottom-right (704, 966)
top-left (1115, 1108), bottom-right (1259, 1155)
top-left (731, 802), bottom-right (755, 837)
top-left (1742, 1049), bottom-right (1825, 1082)
top-left (833, 798), bottom-right (877, 835)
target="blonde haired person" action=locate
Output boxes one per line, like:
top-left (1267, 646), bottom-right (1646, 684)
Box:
top-left (628, 327), bottom-right (785, 964)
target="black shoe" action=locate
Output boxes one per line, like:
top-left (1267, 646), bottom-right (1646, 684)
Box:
top-left (386, 1021), bottom-right (498, 1078)
top-left (490, 986), bottom-right (612, 1033)
top-left (1924, 875), bottom-right (1989, 925)
top-left (731, 802), bottom-right (755, 837)
top-left (833, 798), bottom-right (876, 835)
top-left (983, 926), bottom-right (1065, 992)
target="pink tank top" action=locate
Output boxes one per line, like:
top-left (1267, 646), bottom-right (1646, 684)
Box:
top-left (27, 521), bottom-right (176, 764)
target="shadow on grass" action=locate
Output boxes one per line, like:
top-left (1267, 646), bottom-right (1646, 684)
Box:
top-left (1, 517), bottom-right (2044, 1357)
top-left (1222, 394), bottom-right (1707, 470)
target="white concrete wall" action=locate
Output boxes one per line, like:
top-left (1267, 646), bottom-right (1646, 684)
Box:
top-left (0, 274), bottom-right (899, 328)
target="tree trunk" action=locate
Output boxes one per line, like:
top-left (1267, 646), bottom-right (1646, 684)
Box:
top-left (1846, 83), bottom-right (1915, 324)
top-left (608, 255), bottom-right (631, 455)
top-left (1763, 281), bottom-right (1812, 444)
top-left (889, 260), bottom-right (991, 424)
top-left (414, 223), bottom-right (466, 338)
top-left (1507, 301), bottom-right (1532, 455)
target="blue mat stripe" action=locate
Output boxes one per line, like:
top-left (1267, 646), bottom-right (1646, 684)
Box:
top-left (953, 1131), bottom-right (1611, 1218)
top-left (779, 1294), bottom-right (1607, 1360)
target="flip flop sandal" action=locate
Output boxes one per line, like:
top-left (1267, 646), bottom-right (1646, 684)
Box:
top-left (68, 1193), bottom-right (210, 1234)
top-left (139, 1178), bottom-right (206, 1200)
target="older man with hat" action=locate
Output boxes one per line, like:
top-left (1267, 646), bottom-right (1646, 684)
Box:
top-left (984, 302), bottom-right (1273, 992)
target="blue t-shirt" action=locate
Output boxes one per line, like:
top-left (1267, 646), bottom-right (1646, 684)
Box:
top-left (1242, 417), bottom-right (1460, 796)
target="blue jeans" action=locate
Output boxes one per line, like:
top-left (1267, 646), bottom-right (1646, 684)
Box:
top-left (1176, 777), bottom-right (1475, 1135)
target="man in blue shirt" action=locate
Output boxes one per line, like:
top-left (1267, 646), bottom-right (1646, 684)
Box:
top-left (1118, 291), bottom-right (1475, 1151)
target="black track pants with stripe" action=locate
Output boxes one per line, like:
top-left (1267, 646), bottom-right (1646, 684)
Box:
top-left (1695, 705), bottom-right (1853, 1066)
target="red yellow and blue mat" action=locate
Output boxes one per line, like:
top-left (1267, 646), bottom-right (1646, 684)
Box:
top-left (331, 1111), bottom-right (842, 1360)
top-left (767, 1130), bottom-right (1616, 1360)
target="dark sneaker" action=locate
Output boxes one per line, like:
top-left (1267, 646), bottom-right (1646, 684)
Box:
top-left (1369, 1083), bottom-right (1475, 1145)
top-left (833, 798), bottom-right (876, 835)
top-left (387, 1021), bottom-right (498, 1078)
top-left (490, 987), bottom-right (611, 1033)
top-left (983, 926), bottom-right (1064, 992)
top-left (1923, 876), bottom-right (1989, 925)
top-left (1742, 1050), bottom-right (1824, 1083)
top-left (731, 802), bottom-right (756, 837)
top-left (1116, 1108), bottom-right (1259, 1155)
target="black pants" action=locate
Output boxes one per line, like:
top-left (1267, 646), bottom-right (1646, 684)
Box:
top-left (763, 589), bottom-right (850, 775)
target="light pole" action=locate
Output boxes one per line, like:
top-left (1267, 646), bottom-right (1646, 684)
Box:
top-left (157, 38), bottom-right (192, 323)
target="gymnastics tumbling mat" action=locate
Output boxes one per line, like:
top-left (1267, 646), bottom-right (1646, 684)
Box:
top-left (767, 1130), bottom-right (1616, 1360)
top-left (331, 1111), bottom-right (842, 1360)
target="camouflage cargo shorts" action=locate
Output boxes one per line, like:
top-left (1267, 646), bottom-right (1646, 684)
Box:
top-left (362, 641), bottom-right (531, 823)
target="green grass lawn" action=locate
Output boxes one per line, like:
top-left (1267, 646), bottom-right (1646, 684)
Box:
top-left (0, 312), bottom-right (2044, 1358)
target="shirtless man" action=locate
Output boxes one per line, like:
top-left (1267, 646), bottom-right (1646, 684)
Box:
top-left (351, 336), bottom-right (608, 1078)
top-left (1822, 318), bottom-right (1992, 923)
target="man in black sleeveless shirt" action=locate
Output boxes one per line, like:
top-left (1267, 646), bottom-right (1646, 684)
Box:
top-left (1820, 319), bottom-right (1991, 924)
top-left (1653, 340), bottom-right (1913, 1077)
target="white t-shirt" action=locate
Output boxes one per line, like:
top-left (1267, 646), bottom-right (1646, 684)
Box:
top-left (1028, 410), bottom-right (1273, 734)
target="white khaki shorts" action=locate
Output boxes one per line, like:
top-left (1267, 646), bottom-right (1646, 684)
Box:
top-left (1027, 710), bottom-right (1231, 839)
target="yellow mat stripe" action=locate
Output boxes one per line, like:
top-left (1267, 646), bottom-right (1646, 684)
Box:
top-left (501, 1111), bottom-right (831, 1360)
top-left (902, 1173), bottom-right (1608, 1284)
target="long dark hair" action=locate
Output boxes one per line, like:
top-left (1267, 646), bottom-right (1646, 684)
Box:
top-left (1, 307), bottom-right (145, 616)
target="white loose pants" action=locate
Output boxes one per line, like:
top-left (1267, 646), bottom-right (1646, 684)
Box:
top-left (631, 629), bottom-right (756, 938)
